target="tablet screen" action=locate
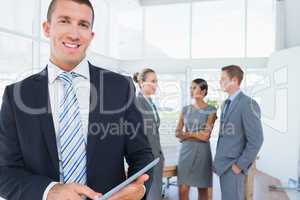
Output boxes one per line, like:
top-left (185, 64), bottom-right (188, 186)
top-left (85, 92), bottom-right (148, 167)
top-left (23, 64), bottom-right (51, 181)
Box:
top-left (96, 158), bottom-right (160, 200)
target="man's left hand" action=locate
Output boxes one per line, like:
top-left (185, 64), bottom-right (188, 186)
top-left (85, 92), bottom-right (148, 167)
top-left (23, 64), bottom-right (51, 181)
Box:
top-left (108, 174), bottom-right (149, 200)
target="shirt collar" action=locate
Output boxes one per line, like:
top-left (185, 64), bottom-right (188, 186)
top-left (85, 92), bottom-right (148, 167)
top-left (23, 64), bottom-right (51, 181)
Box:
top-left (228, 89), bottom-right (241, 102)
top-left (142, 93), bottom-right (152, 101)
top-left (47, 58), bottom-right (90, 84)
top-left (139, 92), bottom-right (154, 104)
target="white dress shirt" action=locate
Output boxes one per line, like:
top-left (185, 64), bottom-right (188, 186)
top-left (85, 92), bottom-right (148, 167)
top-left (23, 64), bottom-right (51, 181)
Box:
top-left (228, 89), bottom-right (241, 102)
top-left (43, 58), bottom-right (90, 200)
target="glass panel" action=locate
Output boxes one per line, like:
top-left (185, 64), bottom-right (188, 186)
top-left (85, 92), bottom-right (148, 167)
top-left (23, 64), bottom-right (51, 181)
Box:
top-left (0, 32), bottom-right (33, 74)
top-left (40, 41), bottom-right (50, 69)
top-left (0, 33), bottom-right (33, 104)
top-left (109, 1), bottom-right (144, 59)
top-left (192, 0), bottom-right (245, 58)
top-left (90, 0), bottom-right (110, 56)
top-left (145, 4), bottom-right (190, 59)
top-left (0, 0), bottom-right (36, 35)
top-left (247, 0), bottom-right (275, 57)
top-left (156, 74), bottom-right (186, 147)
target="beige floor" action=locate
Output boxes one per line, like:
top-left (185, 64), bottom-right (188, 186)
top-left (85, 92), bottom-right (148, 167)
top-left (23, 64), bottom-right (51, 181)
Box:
top-left (161, 171), bottom-right (289, 200)
top-left (161, 146), bottom-right (292, 200)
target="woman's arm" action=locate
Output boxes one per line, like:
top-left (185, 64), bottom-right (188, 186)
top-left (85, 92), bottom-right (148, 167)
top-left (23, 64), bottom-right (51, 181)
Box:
top-left (175, 112), bottom-right (186, 141)
top-left (180, 113), bottom-right (217, 142)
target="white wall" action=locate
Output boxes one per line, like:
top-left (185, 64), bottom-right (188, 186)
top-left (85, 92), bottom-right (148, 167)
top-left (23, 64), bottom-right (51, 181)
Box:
top-left (88, 52), bottom-right (122, 72)
top-left (285, 0), bottom-right (300, 48)
top-left (119, 57), bottom-right (268, 74)
top-left (257, 46), bottom-right (300, 186)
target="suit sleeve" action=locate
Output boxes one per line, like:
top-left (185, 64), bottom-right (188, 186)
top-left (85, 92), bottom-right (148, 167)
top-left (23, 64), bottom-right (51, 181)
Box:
top-left (123, 78), bottom-right (154, 199)
top-left (236, 99), bottom-right (264, 171)
top-left (0, 86), bottom-right (52, 200)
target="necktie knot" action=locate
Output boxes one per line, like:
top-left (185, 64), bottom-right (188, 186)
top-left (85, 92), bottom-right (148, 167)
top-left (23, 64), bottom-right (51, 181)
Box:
top-left (58, 72), bottom-right (81, 85)
top-left (221, 99), bottom-right (231, 123)
top-left (224, 99), bottom-right (231, 106)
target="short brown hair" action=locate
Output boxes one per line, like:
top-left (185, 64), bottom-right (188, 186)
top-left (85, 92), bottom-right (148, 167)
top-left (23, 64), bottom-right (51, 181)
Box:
top-left (47, 0), bottom-right (95, 27)
top-left (222, 65), bottom-right (244, 85)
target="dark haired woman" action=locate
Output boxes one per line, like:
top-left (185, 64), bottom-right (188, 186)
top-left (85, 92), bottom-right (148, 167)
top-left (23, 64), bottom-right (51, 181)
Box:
top-left (176, 79), bottom-right (217, 200)
top-left (133, 68), bottom-right (164, 200)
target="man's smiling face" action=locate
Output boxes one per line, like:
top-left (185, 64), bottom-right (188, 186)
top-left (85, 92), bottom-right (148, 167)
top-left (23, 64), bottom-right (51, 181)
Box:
top-left (43, 0), bottom-right (94, 70)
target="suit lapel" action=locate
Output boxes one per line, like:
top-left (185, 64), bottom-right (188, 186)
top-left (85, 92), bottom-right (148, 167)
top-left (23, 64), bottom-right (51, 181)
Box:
top-left (35, 68), bottom-right (60, 175)
top-left (86, 64), bottom-right (102, 171)
top-left (152, 101), bottom-right (160, 126)
top-left (223, 92), bottom-right (244, 123)
top-left (138, 93), bottom-right (159, 126)
top-left (34, 64), bottom-right (104, 178)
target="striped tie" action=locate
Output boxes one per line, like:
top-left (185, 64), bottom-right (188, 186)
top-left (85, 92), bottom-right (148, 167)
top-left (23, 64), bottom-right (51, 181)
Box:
top-left (58, 72), bottom-right (87, 184)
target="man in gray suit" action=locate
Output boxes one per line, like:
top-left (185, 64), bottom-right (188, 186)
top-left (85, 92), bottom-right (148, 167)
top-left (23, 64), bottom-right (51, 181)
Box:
top-left (214, 65), bottom-right (264, 200)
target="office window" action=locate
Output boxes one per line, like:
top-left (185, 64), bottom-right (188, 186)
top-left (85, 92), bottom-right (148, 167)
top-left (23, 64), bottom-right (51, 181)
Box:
top-left (90, 0), bottom-right (110, 56)
top-left (156, 74), bottom-right (186, 147)
top-left (0, 0), bottom-right (35, 35)
top-left (0, 32), bottom-right (33, 73)
top-left (145, 4), bottom-right (190, 59)
top-left (113, 5), bottom-right (144, 59)
top-left (247, 0), bottom-right (275, 57)
top-left (0, 32), bottom-right (33, 105)
top-left (40, 41), bottom-right (50, 68)
top-left (192, 0), bottom-right (245, 58)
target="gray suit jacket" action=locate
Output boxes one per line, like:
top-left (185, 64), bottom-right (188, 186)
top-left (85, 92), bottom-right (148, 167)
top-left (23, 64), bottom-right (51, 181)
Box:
top-left (135, 93), bottom-right (164, 199)
top-left (135, 93), bottom-right (164, 160)
top-left (214, 92), bottom-right (263, 176)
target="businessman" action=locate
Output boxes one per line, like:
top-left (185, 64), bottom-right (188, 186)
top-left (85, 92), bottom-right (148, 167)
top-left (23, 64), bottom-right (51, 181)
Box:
top-left (214, 65), bottom-right (264, 200)
top-left (0, 0), bottom-right (154, 199)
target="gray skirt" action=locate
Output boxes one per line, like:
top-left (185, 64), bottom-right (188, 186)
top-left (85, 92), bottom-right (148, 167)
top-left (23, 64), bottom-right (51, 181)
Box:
top-left (177, 140), bottom-right (213, 188)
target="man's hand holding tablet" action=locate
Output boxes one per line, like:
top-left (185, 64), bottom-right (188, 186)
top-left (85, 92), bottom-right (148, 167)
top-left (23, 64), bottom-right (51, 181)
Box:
top-left (47, 176), bottom-right (148, 200)
top-left (47, 158), bottom-right (158, 200)
top-left (95, 158), bottom-right (160, 200)
top-left (96, 174), bottom-right (149, 200)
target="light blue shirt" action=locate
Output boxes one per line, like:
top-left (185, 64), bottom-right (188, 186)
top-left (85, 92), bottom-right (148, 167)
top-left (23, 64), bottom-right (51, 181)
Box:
top-left (222, 89), bottom-right (242, 119)
top-left (228, 89), bottom-right (241, 102)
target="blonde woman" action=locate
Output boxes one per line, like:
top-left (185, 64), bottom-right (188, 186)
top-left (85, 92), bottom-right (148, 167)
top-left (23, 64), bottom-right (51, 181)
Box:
top-left (133, 68), bottom-right (164, 200)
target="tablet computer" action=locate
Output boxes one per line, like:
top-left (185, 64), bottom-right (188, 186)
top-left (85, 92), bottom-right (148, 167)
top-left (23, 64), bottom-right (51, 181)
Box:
top-left (96, 157), bottom-right (160, 200)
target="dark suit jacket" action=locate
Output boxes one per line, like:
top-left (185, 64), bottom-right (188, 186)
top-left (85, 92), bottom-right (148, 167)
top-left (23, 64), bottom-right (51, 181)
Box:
top-left (0, 63), bottom-right (154, 200)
